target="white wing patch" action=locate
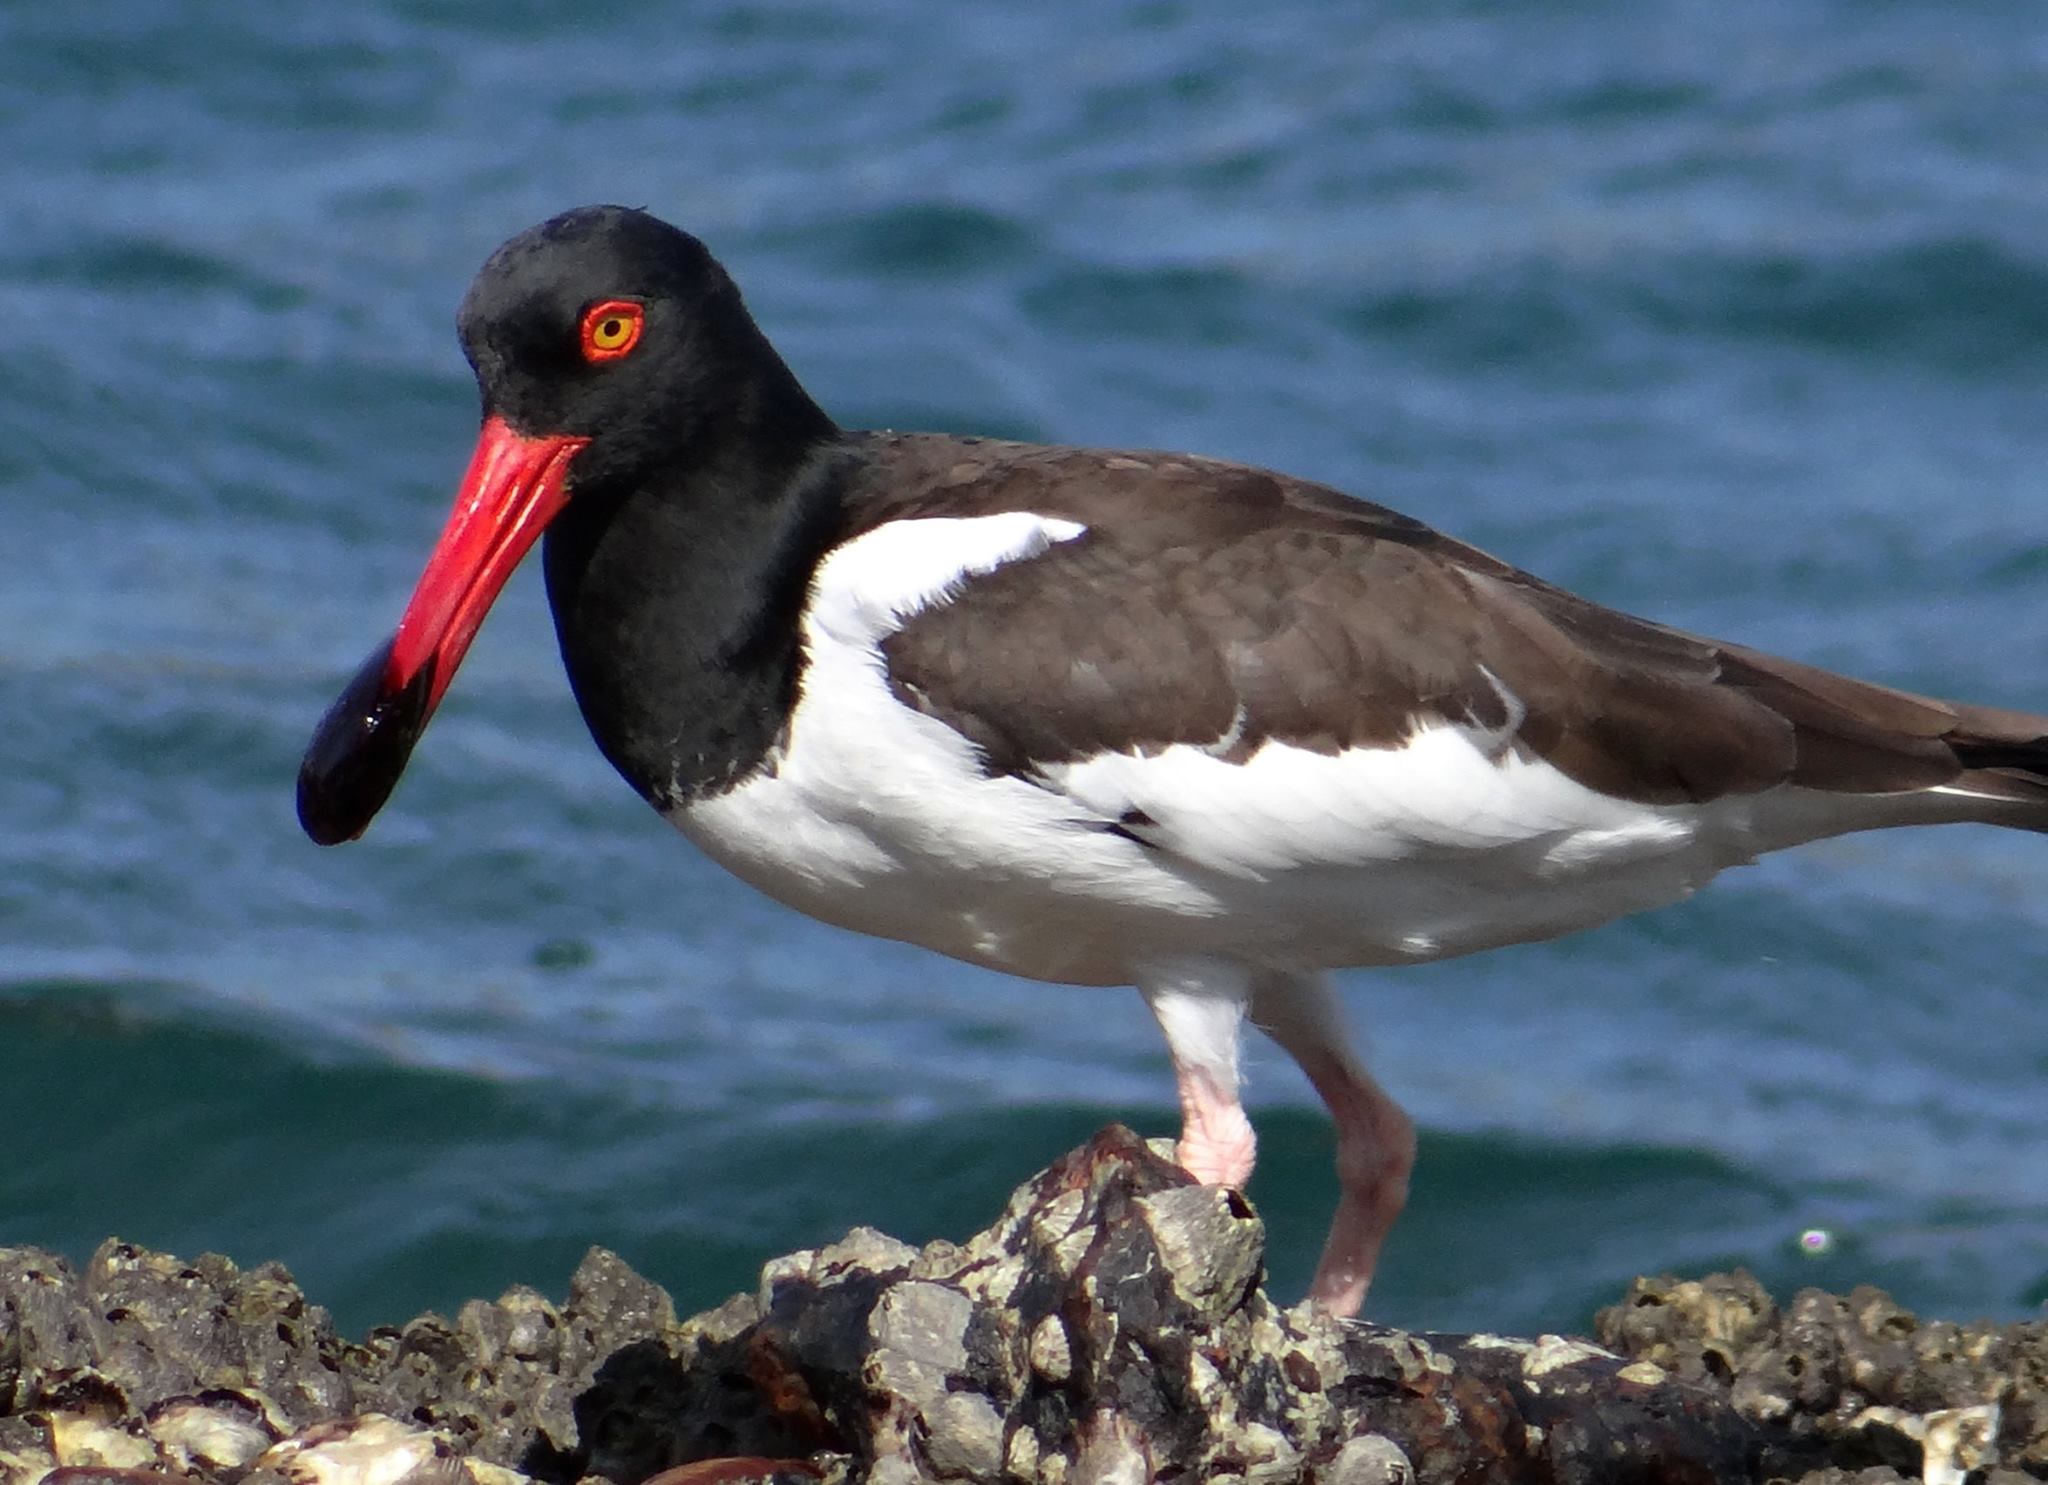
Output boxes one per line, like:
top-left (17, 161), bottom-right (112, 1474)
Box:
top-left (806, 512), bottom-right (1085, 649)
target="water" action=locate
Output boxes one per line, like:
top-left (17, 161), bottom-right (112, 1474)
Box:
top-left (3, 1), bottom-right (2046, 1339)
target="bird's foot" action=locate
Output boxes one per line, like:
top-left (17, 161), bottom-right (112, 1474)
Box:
top-left (1173, 1066), bottom-right (1257, 1189)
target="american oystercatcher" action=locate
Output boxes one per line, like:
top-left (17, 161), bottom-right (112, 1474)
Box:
top-left (300, 205), bottom-right (2048, 1318)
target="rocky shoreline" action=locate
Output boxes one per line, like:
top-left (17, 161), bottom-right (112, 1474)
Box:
top-left (4, 1126), bottom-right (2041, 1485)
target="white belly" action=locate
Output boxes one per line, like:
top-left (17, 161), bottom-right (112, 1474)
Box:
top-left (676, 722), bottom-right (1769, 985)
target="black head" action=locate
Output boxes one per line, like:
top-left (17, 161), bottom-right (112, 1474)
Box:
top-left (297, 206), bottom-right (836, 846)
top-left (455, 205), bottom-right (825, 488)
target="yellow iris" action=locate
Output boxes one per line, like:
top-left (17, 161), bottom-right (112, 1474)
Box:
top-left (580, 300), bottom-right (644, 362)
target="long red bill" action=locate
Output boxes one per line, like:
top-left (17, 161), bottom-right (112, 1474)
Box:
top-left (297, 416), bottom-right (589, 845)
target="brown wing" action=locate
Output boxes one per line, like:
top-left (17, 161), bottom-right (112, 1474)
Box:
top-left (847, 433), bottom-right (2048, 809)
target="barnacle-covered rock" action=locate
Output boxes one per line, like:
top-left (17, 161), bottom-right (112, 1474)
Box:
top-left (1595, 1270), bottom-right (2048, 1483)
top-left (6, 1127), bottom-right (2045, 1484)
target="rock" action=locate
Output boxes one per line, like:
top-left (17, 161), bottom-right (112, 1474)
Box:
top-left (1315, 1434), bottom-right (1412, 1485)
top-left (254, 1414), bottom-right (467, 1485)
top-left (143, 1391), bottom-right (283, 1471)
top-left (6, 1126), bottom-right (2046, 1484)
top-left (918, 1393), bottom-right (1001, 1481)
top-left (640, 1463), bottom-right (823, 1485)
top-left (1595, 1267), bottom-right (2048, 1482)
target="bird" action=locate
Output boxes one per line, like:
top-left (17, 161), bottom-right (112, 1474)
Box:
top-left (299, 204), bottom-right (2048, 1319)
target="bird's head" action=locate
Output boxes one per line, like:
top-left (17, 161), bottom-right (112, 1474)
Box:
top-left (458, 205), bottom-right (756, 486)
top-left (295, 205), bottom-right (766, 847)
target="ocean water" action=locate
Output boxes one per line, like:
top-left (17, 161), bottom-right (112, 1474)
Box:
top-left (3, 1), bottom-right (2046, 1340)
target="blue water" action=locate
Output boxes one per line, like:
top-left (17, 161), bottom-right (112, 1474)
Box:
top-left (4, 2), bottom-right (2046, 1338)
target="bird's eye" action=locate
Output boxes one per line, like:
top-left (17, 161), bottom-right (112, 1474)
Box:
top-left (579, 300), bottom-right (644, 364)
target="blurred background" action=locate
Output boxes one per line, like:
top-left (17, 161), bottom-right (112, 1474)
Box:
top-left (3, 0), bottom-right (2046, 1339)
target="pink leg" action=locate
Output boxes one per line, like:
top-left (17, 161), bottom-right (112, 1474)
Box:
top-left (1140, 976), bottom-right (1257, 1189)
top-left (1171, 1061), bottom-right (1257, 1188)
top-left (1251, 972), bottom-right (1416, 1319)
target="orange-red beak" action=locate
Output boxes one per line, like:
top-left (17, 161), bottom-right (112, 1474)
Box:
top-left (297, 416), bottom-right (589, 845)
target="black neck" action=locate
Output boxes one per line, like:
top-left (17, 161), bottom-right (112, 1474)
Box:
top-left (542, 406), bottom-right (849, 809)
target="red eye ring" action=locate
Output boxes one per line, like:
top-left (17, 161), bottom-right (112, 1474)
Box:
top-left (579, 300), bottom-right (644, 364)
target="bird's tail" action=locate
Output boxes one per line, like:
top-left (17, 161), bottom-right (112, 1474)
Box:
top-left (1720, 641), bottom-right (2048, 828)
top-left (1942, 708), bottom-right (2048, 823)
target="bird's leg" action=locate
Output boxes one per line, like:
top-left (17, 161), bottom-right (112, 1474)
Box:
top-left (1251, 971), bottom-right (1416, 1319)
top-left (1139, 970), bottom-right (1256, 1189)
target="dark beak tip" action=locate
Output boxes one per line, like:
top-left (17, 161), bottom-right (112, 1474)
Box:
top-left (295, 766), bottom-right (369, 846)
top-left (297, 636), bottom-right (435, 847)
